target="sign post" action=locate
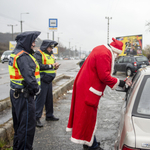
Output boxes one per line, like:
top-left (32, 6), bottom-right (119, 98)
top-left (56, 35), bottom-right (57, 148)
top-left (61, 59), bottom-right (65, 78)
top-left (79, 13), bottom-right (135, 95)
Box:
top-left (49, 18), bottom-right (58, 40)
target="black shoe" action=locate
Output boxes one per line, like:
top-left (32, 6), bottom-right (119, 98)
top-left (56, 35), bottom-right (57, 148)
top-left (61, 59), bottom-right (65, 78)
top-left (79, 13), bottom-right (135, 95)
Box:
top-left (46, 116), bottom-right (59, 121)
top-left (36, 119), bottom-right (43, 127)
top-left (88, 147), bottom-right (103, 150)
top-left (83, 142), bottom-right (100, 150)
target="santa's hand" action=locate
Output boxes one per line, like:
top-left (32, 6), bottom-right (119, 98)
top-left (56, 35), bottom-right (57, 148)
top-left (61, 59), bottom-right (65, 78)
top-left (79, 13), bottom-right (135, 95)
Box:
top-left (125, 79), bottom-right (132, 86)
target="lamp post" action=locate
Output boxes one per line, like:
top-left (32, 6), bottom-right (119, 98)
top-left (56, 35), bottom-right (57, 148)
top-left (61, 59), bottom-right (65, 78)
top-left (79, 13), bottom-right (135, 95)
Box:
top-left (7, 24), bottom-right (17, 40)
top-left (105, 17), bottom-right (112, 44)
top-left (20, 12), bottom-right (29, 33)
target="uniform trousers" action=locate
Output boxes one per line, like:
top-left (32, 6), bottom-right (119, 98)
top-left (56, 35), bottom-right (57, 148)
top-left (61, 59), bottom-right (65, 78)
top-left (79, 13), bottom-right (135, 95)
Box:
top-left (35, 81), bottom-right (53, 119)
top-left (10, 89), bottom-right (36, 150)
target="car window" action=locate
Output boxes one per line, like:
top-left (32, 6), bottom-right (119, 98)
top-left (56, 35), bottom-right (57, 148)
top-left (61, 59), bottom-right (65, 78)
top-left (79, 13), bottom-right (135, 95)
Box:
top-left (135, 56), bottom-right (148, 62)
top-left (126, 70), bottom-right (141, 105)
top-left (124, 57), bottom-right (129, 63)
top-left (137, 77), bottom-right (150, 115)
top-left (132, 75), bottom-right (150, 118)
top-left (129, 58), bottom-right (132, 63)
top-left (3, 51), bottom-right (12, 55)
top-left (118, 57), bottom-right (124, 63)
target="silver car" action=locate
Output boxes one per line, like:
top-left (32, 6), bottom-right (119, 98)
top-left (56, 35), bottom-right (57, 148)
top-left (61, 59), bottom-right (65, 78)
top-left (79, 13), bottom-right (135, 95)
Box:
top-left (115, 66), bottom-right (150, 150)
top-left (1, 50), bottom-right (12, 63)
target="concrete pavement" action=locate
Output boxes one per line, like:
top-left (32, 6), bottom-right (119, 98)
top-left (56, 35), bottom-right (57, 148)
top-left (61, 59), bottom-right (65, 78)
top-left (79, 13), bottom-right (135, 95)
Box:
top-left (33, 86), bottom-right (126, 150)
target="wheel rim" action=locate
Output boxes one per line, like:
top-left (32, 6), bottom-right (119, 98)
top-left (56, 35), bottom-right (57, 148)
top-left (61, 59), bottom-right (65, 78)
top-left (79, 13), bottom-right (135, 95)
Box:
top-left (127, 69), bottom-right (131, 76)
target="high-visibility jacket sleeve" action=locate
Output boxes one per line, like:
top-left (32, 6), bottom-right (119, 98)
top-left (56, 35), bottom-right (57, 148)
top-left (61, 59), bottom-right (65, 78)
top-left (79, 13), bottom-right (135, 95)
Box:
top-left (34, 51), bottom-right (52, 70)
top-left (17, 54), bottom-right (39, 94)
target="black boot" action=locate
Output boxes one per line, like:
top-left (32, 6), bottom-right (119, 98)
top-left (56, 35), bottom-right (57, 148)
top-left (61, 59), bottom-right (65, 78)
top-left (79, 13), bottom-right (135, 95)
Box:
top-left (83, 142), bottom-right (102, 150)
top-left (46, 116), bottom-right (59, 121)
top-left (36, 118), bottom-right (43, 127)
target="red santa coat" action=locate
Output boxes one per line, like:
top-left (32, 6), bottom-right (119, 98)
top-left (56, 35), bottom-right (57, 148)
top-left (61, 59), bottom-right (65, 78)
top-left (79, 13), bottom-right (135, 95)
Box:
top-left (66, 45), bottom-right (119, 146)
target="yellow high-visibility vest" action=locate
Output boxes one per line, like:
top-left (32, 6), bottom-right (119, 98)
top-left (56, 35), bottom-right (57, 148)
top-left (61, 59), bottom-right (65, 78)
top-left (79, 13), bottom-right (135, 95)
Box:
top-left (38, 49), bottom-right (56, 74)
top-left (8, 50), bottom-right (41, 89)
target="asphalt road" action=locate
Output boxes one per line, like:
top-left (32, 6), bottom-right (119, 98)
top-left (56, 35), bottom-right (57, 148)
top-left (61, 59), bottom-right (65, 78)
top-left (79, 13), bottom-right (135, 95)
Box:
top-left (0, 60), bottom-right (80, 101)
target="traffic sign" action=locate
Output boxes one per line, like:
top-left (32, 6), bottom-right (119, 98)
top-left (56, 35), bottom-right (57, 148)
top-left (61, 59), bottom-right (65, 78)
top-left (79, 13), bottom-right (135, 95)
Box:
top-left (49, 19), bottom-right (58, 30)
top-left (53, 47), bottom-right (58, 54)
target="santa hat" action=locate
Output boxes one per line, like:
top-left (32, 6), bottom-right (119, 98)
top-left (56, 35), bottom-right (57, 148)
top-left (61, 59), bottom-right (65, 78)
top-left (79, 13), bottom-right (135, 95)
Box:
top-left (110, 38), bottom-right (123, 54)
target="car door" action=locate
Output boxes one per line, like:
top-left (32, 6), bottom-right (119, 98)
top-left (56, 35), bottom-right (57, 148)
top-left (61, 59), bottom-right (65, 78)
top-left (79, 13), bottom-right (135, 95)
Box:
top-left (122, 57), bottom-right (129, 72)
top-left (115, 57), bottom-right (124, 71)
top-left (116, 71), bottom-right (141, 149)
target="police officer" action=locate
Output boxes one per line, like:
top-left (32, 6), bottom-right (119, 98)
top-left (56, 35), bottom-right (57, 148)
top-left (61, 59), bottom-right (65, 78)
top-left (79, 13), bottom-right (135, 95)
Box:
top-left (8, 31), bottom-right (41, 150)
top-left (34, 40), bottom-right (60, 127)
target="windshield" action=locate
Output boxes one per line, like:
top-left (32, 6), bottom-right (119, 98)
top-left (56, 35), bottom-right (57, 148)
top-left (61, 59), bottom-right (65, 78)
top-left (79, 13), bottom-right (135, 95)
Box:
top-left (137, 78), bottom-right (150, 115)
top-left (135, 56), bottom-right (148, 62)
top-left (3, 51), bottom-right (12, 55)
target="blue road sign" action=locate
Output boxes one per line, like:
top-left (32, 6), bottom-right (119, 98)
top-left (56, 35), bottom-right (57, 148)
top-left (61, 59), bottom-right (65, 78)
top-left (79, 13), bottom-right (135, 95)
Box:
top-left (49, 19), bottom-right (58, 28)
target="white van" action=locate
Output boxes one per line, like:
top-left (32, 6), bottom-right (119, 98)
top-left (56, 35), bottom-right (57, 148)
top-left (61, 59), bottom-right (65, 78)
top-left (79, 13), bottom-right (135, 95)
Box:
top-left (1, 50), bottom-right (13, 63)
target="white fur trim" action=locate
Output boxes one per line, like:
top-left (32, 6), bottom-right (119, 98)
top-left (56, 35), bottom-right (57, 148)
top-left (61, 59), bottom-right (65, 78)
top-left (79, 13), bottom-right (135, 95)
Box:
top-left (110, 45), bottom-right (122, 54)
top-left (104, 44), bottom-right (114, 75)
top-left (66, 127), bottom-right (72, 132)
top-left (112, 78), bottom-right (120, 90)
top-left (89, 87), bottom-right (102, 96)
top-left (70, 121), bottom-right (97, 146)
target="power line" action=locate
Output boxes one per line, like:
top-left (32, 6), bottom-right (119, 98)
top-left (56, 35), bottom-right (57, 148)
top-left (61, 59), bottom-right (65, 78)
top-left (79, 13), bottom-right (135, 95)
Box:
top-left (0, 13), bottom-right (18, 22)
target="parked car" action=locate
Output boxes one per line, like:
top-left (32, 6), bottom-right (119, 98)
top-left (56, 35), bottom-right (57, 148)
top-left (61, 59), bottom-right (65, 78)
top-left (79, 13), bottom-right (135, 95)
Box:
top-left (115, 66), bottom-right (150, 150)
top-left (77, 57), bottom-right (87, 68)
top-left (113, 55), bottom-right (149, 76)
top-left (1, 50), bottom-right (13, 63)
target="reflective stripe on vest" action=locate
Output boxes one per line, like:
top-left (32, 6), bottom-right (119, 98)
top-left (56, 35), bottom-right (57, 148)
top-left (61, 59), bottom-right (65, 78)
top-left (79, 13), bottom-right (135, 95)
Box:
top-left (38, 50), bottom-right (56, 74)
top-left (9, 50), bottom-right (41, 88)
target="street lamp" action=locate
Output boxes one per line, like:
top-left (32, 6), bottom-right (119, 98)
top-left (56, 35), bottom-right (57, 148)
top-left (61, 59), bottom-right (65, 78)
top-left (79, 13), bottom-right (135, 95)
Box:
top-left (7, 24), bottom-right (17, 40)
top-left (20, 12), bottom-right (29, 33)
top-left (105, 17), bottom-right (112, 44)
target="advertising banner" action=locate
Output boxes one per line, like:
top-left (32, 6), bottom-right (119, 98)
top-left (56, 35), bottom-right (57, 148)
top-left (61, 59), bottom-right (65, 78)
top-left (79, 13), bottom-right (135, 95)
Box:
top-left (116, 35), bottom-right (142, 56)
top-left (9, 41), bottom-right (16, 50)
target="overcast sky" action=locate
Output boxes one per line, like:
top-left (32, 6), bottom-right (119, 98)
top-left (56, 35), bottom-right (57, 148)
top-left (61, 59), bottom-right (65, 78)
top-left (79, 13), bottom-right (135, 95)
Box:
top-left (0, 0), bottom-right (150, 52)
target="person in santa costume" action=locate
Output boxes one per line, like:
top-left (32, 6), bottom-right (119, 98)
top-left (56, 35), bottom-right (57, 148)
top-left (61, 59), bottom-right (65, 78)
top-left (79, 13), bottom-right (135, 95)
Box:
top-left (66, 38), bottom-right (132, 150)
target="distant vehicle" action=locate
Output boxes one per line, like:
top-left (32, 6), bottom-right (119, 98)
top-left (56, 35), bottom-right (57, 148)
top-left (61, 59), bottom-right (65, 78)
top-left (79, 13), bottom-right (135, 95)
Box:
top-left (115, 67), bottom-right (150, 150)
top-left (113, 55), bottom-right (149, 76)
top-left (63, 57), bottom-right (70, 60)
top-left (70, 57), bottom-right (75, 60)
top-left (1, 50), bottom-right (13, 63)
top-left (77, 57), bottom-right (87, 68)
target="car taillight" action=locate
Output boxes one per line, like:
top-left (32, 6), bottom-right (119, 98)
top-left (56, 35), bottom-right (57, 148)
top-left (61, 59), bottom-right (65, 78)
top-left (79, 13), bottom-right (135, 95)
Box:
top-left (134, 62), bottom-right (137, 66)
top-left (122, 145), bottom-right (140, 150)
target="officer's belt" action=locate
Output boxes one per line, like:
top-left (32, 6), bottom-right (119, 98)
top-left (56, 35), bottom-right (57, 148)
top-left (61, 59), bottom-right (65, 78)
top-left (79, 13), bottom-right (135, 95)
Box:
top-left (10, 88), bottom-right (24, 93)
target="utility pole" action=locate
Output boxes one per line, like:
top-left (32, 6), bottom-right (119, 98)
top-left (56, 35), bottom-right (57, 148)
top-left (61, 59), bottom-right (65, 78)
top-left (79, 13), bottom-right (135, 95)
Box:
top-left (52, 31), bottom-right (54, 40)
top-left (80, 47), bottom-right (81, 59)
top-left (69, 41), bottom-right (70, 57)
top-left (47, 32), bottom-right (49, 39)
top-left (69, 38), bottom-right (73, 57)
top-left (20, 12), bottom-right (29, 33)
top-left (7, 24), bottom-right (17, 40)
top-left (105, 17), bottom-right (112, 44)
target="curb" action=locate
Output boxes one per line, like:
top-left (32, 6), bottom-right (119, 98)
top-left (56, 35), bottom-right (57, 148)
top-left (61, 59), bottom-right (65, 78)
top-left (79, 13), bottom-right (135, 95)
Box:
top-left (0, 75), bottom-right (75, 143)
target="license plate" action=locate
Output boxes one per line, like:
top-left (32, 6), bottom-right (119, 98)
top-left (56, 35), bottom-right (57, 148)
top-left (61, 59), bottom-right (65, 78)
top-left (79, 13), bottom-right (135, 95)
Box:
top-left (141, 65), bottom-right (147, 67)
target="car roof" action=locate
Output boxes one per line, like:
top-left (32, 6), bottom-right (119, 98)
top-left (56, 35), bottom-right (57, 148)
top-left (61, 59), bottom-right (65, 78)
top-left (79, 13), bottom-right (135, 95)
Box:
top-left (139, 66), bottom-right (150, 75)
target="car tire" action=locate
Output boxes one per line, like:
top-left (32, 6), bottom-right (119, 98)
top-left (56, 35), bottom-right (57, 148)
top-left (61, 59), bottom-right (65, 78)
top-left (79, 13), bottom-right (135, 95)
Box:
top-left (113, 69), bottom-right (117, 75)
top-left (126, 68), bottom-right (133, 76)
top-left (2, 61), bottom-right (4, 64)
